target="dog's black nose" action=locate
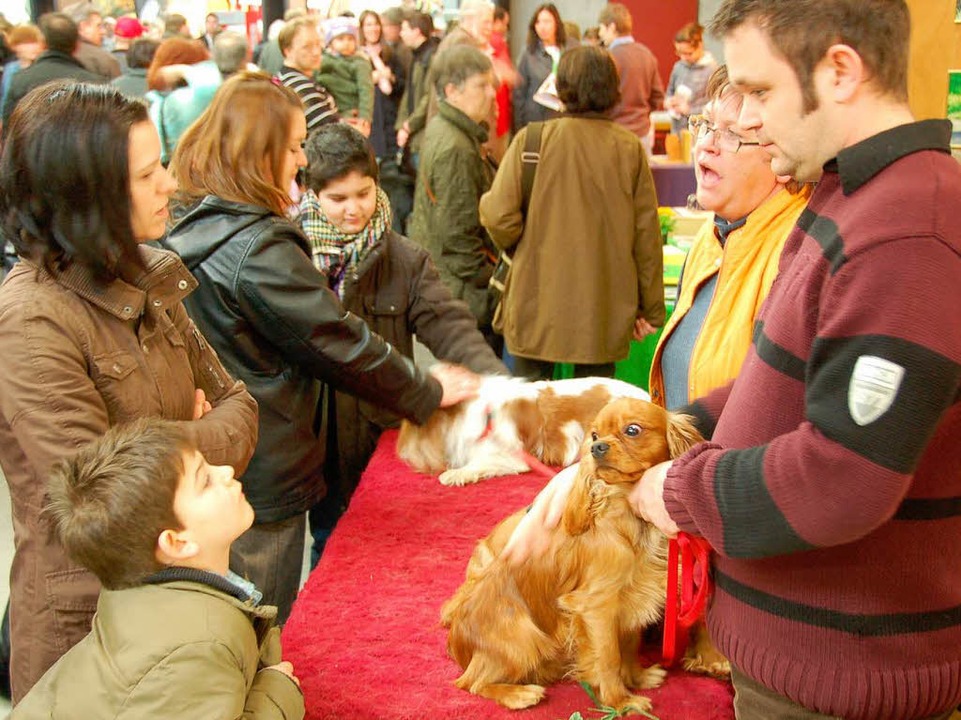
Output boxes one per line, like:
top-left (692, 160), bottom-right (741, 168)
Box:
top-left (591, 441), bottom-right (609, 459)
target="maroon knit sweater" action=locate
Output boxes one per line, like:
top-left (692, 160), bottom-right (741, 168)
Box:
top-left (665, 120), bottom-right (961, 720)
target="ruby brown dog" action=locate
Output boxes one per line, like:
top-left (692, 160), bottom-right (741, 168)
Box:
top-left (440, 398), bottom-right (703, 714)
top-left (397, 375), bottom-right (651, 486)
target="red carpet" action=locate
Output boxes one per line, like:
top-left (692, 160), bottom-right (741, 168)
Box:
top-left (282, 431), bottom-right (734, 720)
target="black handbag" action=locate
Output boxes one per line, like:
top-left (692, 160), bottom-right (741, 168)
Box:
top-left (488, 121), bottom-right (544, 308)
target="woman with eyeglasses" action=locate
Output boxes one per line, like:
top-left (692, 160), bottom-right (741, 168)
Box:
top-left (163, 72), bottom-right (477, 623)
top-left (649, 65), bottom-right (812, 410)
top-left (481, 46), bottom-right (664, 380)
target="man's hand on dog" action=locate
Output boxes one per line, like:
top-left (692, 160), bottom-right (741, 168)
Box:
top-left (629, 461), bottom-right (679, 537)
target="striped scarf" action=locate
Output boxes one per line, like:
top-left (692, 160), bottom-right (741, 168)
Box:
top-left (299, 186), bottom-right (392, 298)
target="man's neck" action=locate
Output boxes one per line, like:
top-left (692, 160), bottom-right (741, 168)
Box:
top-left (839, 95), bottom-right (914, 150)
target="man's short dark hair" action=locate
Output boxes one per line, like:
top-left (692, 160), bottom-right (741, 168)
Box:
top-left (710, 0), bottom-right (910, 109)
top-left (47, 418), bottom-right (193, 590)
top-left (126, 37), bottom-right (159, 70)
top-left (404, 11), bottom-right (433, 39)
top-left (304, 123), bottom-right (379, 192)
top-left (597, 3), bottom-right (632, 35)
top-left (0, 82), bottom-right (149, 281)
top-left (556, 45), bottom-right (621, 114)
top-left (432, 44), bottom-right (493, 97)
top-left (38, 12), bottom-right (79, 55)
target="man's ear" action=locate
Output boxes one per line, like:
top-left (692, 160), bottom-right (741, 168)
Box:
top-left (156, 529), bottom-right (199, 564)
top-left (823, 43), bottom-right (863, 104)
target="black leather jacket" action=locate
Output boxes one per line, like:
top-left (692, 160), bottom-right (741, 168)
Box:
top-left (163, 196), bottom-right (442, 522)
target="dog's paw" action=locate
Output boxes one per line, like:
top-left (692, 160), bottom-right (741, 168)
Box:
top-left (682, 654), bottom-right (731, 677)
top-left (439, 468), bottom-right (481, 486)
top-left (633, 663), bottom-right (667, 690)
top-left (613, 692), bottom-right (655, 716)
top-left (479, 683), bottom-right (546, 709)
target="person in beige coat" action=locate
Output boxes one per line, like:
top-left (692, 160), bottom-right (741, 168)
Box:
top-left (480, 46), bottom-right (664, 379)
top-left (0, 82), bottom-right (258, 703)
top-left (13, 420), bottom-right (303, 719)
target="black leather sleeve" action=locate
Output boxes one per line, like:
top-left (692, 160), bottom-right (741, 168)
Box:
top-left (235, 225), bottom-right (442, 424)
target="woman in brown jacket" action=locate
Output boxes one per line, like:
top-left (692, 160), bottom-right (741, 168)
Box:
top-left (480, 46), bottom-right (664, 380)
top-left (0, 82), bottom-right (258, 703)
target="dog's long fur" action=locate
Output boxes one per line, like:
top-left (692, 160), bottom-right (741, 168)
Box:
top-left (397, 376), bottom-right (651, 486)
top-left (440, 398), bottom-right (703, 713)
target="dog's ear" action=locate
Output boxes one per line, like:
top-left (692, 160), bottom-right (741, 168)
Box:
top-left (665, 412), bottom-right (704, 459)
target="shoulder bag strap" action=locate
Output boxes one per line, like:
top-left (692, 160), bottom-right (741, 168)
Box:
top-left (520, 121), bottom-right (544, 218)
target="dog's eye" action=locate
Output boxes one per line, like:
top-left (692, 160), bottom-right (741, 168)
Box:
top-left (591, 431), bottom-right (598, 441)
top-left (624, 424), bottom-right (642, 437)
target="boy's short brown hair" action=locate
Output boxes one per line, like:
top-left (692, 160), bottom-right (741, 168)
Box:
top-left (47, 418), bottom-right (193, 590)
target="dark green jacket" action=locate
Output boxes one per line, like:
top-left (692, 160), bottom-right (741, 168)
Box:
top-left (394, 36), bottom-right (439, 153)
top-left (409, 101), bottom-right (497, 324)
top-left (315, 51), bottom-right (374, 122)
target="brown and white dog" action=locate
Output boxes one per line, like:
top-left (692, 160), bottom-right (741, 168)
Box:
top-left (440, 397), bottom-right (703, 714)
top-left (397, 375), bottom-right (651, 486)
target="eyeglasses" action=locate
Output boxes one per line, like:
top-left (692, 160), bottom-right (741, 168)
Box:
top-left (688, 115), bottom-right (761, 153)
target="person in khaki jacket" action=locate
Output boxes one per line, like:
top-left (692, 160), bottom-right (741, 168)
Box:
top-left (480, 46), bottom-right (664, 380)
top-left (13, 419), bottom-right (303, 719)
top-left (0, 82), bottom-right (258, 703)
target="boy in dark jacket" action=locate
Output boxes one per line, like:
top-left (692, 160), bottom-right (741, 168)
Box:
top-left (299, 122), bottom-right (507, 560)
top-left (13, 419), bottom-right (305, 719)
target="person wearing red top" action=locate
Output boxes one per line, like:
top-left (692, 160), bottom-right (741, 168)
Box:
top-left (490, 7), bottom-right (514, 147)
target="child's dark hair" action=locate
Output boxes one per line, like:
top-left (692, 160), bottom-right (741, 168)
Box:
top-left (46, 418), bottom-right (193, 590)
top-left (303, 123), bottom-right (379, 192)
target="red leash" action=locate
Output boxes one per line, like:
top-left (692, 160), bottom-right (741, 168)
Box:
top-left (477, 407), bottom-right (560, 481)
top-left (662, 532), bottom-right (713, 666)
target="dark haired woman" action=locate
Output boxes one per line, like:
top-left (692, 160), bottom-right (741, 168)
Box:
top-left (481, 46), bottom-right (664, 380)
top-left (512, 3), bottom-right (574, 130)
top-left (163, 72), bottom-right (477, 622)
top-left (358, 9), bottom-right (410, 231)
top-left (0, 81), bottom-right (257, 702)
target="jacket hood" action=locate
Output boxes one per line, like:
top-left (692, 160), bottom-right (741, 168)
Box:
top-left (166, 196), bottom-right (274, 270)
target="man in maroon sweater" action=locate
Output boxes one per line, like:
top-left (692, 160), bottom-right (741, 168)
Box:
top-left (627, 1), bottom-right (961, 718)
top-left (505, 1), bottom-right (960, 718)
top-left (597, 3), bottom-right (664, 153)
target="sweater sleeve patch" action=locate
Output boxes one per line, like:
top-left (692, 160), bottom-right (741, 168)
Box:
top-left (807, 334), bottom-right (961, 474)
top-left (714, 445), bottom-right (815, 558)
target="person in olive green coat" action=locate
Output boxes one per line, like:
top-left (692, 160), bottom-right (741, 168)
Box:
top-left (408, 45), bottom-right (499, 347)
top-left (13, 420), bottom-right (304, 720)
top-left (316, 16), bottom-right (374, 127)
top-left (480, 46), bottom-right (665, 379)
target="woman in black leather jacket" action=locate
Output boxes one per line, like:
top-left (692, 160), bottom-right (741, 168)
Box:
top-left (163, 72), bottom-right (476, 622)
